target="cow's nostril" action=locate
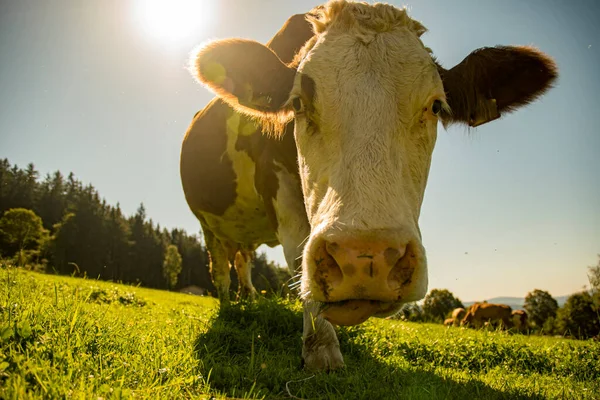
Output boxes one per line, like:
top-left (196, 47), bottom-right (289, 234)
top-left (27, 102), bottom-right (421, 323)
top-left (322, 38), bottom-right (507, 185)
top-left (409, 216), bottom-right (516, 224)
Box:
top-left (313, 241), bottom-right (343, 300)
top-left (387, 244), bottom-right (415, 292)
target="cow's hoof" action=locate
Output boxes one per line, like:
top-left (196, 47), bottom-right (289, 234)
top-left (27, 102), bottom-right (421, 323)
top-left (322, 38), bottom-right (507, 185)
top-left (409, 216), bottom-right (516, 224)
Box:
top-left (302, 344), bottom-right (345, 371)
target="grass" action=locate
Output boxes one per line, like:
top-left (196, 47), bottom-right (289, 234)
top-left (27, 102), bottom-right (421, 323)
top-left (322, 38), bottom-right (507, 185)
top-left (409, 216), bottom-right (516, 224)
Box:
top-left (1, 265), bottom-right (599, 399)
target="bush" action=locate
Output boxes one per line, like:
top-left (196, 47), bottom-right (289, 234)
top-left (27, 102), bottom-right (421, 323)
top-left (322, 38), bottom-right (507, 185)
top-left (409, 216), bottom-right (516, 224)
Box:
top-left (0, 208), bottom-right (49, 264)
top-left (163, 244), bottom-right (183, 289)
top-left (554, 291), bottom-right (600, 340)
top-left (422, 289), bottom-right (463, 322)
top-left (524, 289), bottom-right (558, 329)
top-left (542, 316), bottom-right (556, 336)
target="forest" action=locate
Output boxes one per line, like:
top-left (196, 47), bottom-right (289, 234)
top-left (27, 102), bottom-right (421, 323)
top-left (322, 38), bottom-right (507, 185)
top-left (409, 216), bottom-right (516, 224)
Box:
top-left (0, 158), bottom-right (291, 297)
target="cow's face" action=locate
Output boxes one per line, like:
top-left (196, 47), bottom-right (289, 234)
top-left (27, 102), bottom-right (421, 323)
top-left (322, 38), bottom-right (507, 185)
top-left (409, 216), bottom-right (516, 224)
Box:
top-left (290, 8), bottom-right (442, 317)
top-left (190, 1), bottom-right (557, 325)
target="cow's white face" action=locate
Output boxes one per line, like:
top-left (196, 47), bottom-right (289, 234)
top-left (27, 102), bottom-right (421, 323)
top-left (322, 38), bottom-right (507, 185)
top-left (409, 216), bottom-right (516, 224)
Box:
top-left (190, 0), bottom-right (557, 326)
top-left (288, 9), bottom-right (446, 317)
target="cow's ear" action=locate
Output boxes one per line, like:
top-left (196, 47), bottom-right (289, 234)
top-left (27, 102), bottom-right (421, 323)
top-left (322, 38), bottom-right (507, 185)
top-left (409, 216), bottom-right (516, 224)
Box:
top-left (437, 46), bottom-right (558, 127)
top-left (266, 12), bottom-right (315, 64)
top-left (190, 39), bottom-right (296, 116)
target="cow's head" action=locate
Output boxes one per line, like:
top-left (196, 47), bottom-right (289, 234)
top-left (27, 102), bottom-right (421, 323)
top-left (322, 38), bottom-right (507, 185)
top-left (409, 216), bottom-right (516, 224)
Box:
top-left (190, 1), bottom-right (557, 325)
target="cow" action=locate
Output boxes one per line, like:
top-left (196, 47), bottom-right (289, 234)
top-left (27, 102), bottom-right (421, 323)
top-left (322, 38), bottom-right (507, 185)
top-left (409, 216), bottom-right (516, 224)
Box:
top-left (511, 309), bottom-right (528, 331)
top-left (448, 307), bottom-right (466, 326)
top-left (181, 0), bottom-right (557, 370)
top-left (181, 10), bottom-right (318, 302)
top-left (461, 303), bottom-right (513, 329)
top-left (443, 317), bottom-right (455, 327)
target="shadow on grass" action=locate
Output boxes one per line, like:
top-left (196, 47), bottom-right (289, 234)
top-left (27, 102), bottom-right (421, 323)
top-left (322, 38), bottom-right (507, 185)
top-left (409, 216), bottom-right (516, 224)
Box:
top-left (193, 298), bottom-right (543, 400)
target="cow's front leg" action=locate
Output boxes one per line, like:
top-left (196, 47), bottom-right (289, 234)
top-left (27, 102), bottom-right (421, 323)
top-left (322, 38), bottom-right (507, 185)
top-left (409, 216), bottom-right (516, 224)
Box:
top-left (203, 226), bottom-right (231, 305)
top-left (302, 300), bottom-right (345, 371)
top-left (269, 166), bottom-right (342, 369)
top-left (234, 249), bottom-right (257, 300)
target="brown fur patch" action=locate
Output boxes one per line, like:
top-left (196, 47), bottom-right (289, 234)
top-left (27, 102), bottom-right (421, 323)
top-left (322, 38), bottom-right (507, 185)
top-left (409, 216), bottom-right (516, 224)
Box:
top-left (266, 13), bottom-right (316, 64)
top-left (192, 39), bottom-right (296, 137)
top-left (181, 99), bottom-right (237, 216)
top-left (437, 46), bottom-right (558, 127)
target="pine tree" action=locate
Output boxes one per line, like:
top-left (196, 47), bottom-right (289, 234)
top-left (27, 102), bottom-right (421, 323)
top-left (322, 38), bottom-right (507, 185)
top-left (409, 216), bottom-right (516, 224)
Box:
top-left (36, 171), bottom-right (67, 230)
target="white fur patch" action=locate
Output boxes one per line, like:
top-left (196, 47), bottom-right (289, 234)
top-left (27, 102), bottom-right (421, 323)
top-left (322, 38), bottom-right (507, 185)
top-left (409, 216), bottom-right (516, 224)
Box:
top-left (272, 161), bottom-right (311, 274)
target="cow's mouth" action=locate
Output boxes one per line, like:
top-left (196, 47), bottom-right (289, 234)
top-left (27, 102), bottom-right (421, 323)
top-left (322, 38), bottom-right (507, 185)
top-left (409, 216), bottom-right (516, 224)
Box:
top-left (320, 299), bottom-right (399, 326)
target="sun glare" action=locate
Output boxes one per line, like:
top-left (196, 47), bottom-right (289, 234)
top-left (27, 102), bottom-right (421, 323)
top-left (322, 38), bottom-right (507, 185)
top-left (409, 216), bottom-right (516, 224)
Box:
top-left (134, 0), bottom-right (215, 45)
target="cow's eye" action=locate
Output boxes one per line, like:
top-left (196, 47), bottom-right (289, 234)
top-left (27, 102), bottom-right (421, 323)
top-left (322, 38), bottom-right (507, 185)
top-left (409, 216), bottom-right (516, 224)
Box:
top-left (292, 97), bottom-right (304, 114)
top-left (431, 99), bottom-right (442, 115)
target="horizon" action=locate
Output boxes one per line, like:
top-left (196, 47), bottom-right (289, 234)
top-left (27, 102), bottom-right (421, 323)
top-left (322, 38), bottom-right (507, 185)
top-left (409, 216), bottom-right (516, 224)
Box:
top-left (1, 0), bottom-right (598, 301)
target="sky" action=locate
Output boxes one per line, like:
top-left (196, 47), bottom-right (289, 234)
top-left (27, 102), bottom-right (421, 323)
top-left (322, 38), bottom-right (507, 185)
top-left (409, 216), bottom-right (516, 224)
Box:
top-left (1, 0), bottom-right (598, 302)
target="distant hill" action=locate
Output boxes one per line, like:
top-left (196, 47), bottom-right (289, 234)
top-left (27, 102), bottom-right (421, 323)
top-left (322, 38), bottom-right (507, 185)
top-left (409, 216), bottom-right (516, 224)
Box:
top-left (463, 295), bottom-right (571, 310)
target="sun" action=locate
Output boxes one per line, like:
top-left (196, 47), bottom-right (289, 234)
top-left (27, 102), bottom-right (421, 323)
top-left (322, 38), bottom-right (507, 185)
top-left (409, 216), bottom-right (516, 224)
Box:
top-left (133, 0), bottom-right (216, 45)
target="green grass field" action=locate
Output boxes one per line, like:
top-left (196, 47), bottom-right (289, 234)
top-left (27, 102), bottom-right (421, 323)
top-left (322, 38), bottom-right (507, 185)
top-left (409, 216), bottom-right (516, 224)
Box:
top-left (1, 266), bottom-right (599, 399)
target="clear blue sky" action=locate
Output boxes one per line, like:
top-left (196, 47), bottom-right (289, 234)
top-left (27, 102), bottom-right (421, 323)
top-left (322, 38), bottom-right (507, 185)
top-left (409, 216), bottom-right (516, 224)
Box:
top-left (1, 0), bottom-right (598, 302)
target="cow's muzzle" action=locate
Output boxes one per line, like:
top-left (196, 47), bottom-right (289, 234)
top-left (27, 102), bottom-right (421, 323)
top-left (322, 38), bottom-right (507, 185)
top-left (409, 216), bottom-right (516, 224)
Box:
top-left (306, 235), bottom-right (426, 325)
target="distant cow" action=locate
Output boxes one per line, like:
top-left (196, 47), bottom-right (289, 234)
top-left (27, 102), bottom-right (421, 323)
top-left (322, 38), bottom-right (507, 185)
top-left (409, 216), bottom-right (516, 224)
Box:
top-left (451, 307), bottom-right (466, 325)
top-left (182, 1), bottom-right (557, 370)
top-left (461, 303), bottom-right (513, 329)
top-left (443, 318), bottom-right (455, 327)
top-left (511, 309), bottom-right (528, 331)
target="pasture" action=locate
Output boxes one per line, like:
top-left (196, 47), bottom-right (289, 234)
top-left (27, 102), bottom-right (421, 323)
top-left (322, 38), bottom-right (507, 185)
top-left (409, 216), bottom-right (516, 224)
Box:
top-left (1, 266), bottom-right (598, 399)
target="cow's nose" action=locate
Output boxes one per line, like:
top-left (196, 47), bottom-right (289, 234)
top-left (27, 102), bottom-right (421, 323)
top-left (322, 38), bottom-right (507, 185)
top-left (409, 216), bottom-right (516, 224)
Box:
top-left (311, 238), bottom-right (416, 303)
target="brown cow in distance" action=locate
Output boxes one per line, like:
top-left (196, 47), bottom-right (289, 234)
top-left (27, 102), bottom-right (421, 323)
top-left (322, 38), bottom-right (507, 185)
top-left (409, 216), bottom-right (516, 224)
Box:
top-left (443, 307), bottom-right (467, 326)
top-left (182, 0), bottom-right (558, 370)
top-left (452, 307), bottom-right (466, 323)
top-left (461, 303), bottom-right (513, 329)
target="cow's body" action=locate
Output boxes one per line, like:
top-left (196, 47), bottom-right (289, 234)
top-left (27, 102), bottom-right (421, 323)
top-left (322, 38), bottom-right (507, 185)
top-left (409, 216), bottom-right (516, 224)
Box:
top-left (450, 307), bottom-right (466, 326)
top-left (452, 307), bottom-right (466, 321)
top-left (181, 99), bottom-right (304, 297)
top-left (181, 14), bottom-right (315, 300)
top-left (182, 1), bottom-right (557, 370)
top-left (461, 303), bottom-right (513, 329)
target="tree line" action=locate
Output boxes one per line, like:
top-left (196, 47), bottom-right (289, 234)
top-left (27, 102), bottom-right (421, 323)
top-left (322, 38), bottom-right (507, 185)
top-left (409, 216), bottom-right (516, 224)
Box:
top-left (2, 158), bottom-right (596, 338)
top-left (397, 260), bottom-right (600, 340)
top-left (0, 159), bottom-right (291, 296)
